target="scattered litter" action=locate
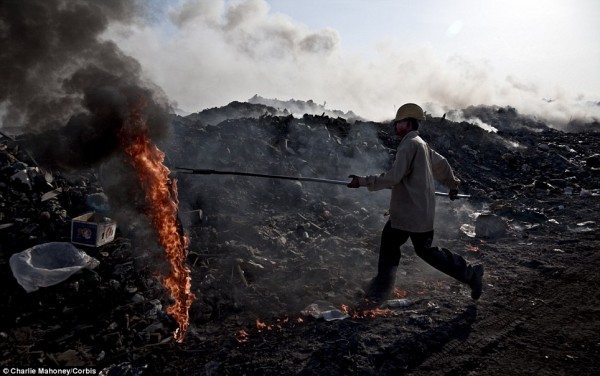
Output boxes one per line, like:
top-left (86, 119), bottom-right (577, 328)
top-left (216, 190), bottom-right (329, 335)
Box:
top-left (568, 225), bottom-right (595, 233)
top-left (0, 223), bottom-right (14, 230)
top-left (382, 298), bottom-right (413, 308)
top-left (460, 224), bottom-right (476, 238)
top-left (577, 221), bottom-right (596, 227)
top-left (71, 212), bottom-right (117, 247)
top-left (301, 301), bottom-right (349, 321)
top-left (41, 187), bottom-right (63, 202)
top-left (320, 310), bottom-right (349, 321)
top-left (11, 169), bottom-right (31, 189)
top-left (9, 242), bottom-right (99, 292)
top-left (99, 362), bottom-right (147, 376)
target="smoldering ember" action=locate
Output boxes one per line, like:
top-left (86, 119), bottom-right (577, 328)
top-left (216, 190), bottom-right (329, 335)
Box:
top-left (1, 98), bottom-right (600, 376)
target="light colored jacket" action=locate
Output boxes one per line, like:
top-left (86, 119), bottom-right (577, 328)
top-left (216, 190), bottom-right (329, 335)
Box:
top-left (358, 131), bottom-right (459, 232)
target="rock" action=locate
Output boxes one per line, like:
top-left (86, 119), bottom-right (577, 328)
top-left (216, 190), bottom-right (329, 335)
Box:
top-left (537, 143), bottom-right (550, 151)
top-left (277, 236), bottom-right (287, 246)
top-left (586, 154), bottom-right (600, 168)
top-left (131, 293), bottom-right (145, 303)
top-left (146, 299), bottom-right (163, 319)
top-left (408, 314), bottom-right (433, 327)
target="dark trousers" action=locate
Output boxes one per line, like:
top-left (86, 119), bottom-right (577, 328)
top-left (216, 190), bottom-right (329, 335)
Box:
top-left (378, 220), bottom-right (471, 283)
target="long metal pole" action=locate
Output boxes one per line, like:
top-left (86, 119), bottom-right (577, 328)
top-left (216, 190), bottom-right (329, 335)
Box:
top-left (175, 167), bottom-right (471, 198)
top-left (176, 167), bottom-right (348, 185)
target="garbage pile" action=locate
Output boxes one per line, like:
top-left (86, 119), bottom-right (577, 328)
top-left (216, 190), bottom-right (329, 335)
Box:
top-left (0, 134), bottom-right (178, 369)
top-left (1, 101), bottom-right (599, 372)
top-left (165, 101), bottom-right (600, 329)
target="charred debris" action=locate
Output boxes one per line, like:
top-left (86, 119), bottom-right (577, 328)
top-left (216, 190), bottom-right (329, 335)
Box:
top-left (1, 101), bottom-right (599, 370)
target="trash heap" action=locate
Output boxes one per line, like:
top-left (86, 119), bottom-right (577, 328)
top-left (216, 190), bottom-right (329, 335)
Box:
top-left (165, 103), bottom-right (600, 323)
top-left (0, 134), bottom-right (178, 369)
top-left (1, 101), bottom-right (599, 373)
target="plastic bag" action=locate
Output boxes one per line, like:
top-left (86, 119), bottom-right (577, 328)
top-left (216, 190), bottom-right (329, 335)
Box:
top-left (9, 242), bottom-right (100, 293)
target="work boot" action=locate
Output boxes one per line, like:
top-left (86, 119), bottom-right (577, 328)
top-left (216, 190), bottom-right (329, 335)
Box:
top-left (365, 266), bottom-right (397, 303)
top-left (469, 264), bottom-right (484, 300)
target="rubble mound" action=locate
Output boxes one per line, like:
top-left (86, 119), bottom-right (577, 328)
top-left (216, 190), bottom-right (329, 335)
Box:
top-left (248, 94), bottom-right (361, 120)
top-left (185, 101), bottom-right (288, 126)
top-left (1, 104), bottom-right (599, 375)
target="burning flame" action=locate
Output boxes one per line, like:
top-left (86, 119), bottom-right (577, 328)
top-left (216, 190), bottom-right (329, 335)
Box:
top-left (236, 330), bottom-right (249, 344)
top-left (256, 317), bottom-right (294, 332)
top-left (236, 317), bottom-right (304, 343)
top-left (236, 303), bottom-right (403, 344)
top-left (340, 303), bottom-right (394, 319)
top-left (255, 319), bottom-right (271, 332)
top-left (464, 244), bottom-right (480, 252)
top-left (120, 103), bottom-right (196, 343)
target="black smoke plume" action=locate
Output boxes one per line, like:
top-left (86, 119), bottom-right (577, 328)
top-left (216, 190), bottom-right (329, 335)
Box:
top-left (1, 0), bottom-right (177, 275)
top-left (0, 0), bottom-right (169, 167)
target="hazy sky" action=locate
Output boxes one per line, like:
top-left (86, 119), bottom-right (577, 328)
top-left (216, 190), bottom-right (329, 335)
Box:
top-left (107, 0), bottom-right (599, 124)
top-left (268, 0), bottom-right (599, 92)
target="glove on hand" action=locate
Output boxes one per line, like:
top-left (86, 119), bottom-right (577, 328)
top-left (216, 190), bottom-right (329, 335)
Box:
top-left (347, 174), bottom-right (360, 188)
top-left (449, 188), bottom-right (459, 201)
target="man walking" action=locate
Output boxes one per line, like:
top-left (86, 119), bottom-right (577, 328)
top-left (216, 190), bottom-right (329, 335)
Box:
top-left (348, 103), bottom-right (483, 301)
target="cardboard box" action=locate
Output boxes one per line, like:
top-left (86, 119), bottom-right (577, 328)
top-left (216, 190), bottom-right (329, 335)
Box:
top-left (71, 212), bottom-right (117, 247)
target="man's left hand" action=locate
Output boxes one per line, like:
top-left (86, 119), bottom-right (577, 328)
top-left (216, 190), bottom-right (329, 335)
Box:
top-left (449, 189), bottom-right (459, 200)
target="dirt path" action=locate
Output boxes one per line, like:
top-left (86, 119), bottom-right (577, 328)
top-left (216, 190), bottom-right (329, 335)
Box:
top-left (412, 231), bottom-right (600, 375)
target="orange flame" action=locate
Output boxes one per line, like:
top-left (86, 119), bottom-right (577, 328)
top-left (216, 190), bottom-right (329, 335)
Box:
top-left (341, 303), bottom-right (394, 319)
top-left (120, 103), bottom-right (196, 343)
top-left (236, 330), bottom-right (249, 344)
top-left (464, 244), bottom-right (480, 252)
top-left (255, 319), bottom-right (271, 332)
top-left (353, 307), bottom-right (394, 319)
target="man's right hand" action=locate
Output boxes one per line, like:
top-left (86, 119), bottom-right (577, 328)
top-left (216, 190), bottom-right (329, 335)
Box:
top-left (347, 174), bottom-right (360, 188)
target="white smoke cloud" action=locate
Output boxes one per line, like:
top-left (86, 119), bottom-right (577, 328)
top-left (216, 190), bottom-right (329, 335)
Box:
top-left (104, 0), bottom-right (600, 126)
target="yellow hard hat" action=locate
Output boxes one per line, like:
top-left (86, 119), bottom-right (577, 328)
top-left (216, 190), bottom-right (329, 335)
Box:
top-left (395, 103), bottom-right (425, 121)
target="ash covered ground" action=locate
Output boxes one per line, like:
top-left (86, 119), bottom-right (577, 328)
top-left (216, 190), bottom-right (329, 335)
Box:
top-left (1, 101), bottom-right (600, 375)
